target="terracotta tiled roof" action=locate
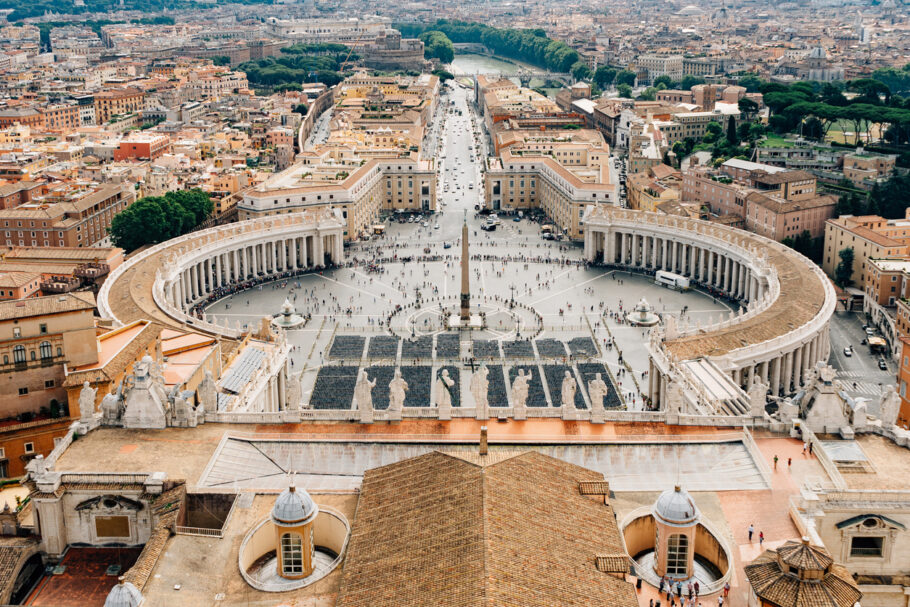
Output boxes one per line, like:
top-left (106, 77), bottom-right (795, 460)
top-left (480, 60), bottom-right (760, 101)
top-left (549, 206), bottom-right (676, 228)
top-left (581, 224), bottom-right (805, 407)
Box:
top-left (0, 291), bottom-right (94, 321)
top-left (0, 536), bottom-right (39, 604)
top-left (744, 541), bottom-right (861, 607)
top-left (335, 450), bottom-right (637, 607)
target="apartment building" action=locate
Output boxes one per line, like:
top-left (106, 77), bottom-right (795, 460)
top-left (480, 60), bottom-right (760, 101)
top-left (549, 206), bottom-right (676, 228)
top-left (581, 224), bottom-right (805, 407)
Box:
top-left (483, 129), bottom-right (617, 240)
top-left (40, 103), bottom-right (80, 131)
top-left (112, 134), bottom-right (170, 161)
top-left (626, 164), bottom-right (681, 213)
top-left (635, 54), bottom-right (684, 83)
top-left (0, 183), bottom-right (136, 248)
top-left (823, 212), bottom-right (910, 288)
top-left (842, 150), bottom-right (897, 186)
top-left (898, 337), bottom-right (910, 425)
top-left (93, 87), bottom-right (145, 124)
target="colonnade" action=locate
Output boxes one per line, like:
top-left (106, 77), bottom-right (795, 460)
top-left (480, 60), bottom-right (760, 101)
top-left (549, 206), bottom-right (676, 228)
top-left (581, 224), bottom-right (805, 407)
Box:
top-left (166, 232), bottom-right (343, 309)
top-left (585, 229), bottom-right (767, 303)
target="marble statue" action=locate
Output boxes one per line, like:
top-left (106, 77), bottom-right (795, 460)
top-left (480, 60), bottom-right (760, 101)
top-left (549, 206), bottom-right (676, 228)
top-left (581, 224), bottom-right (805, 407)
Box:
top-left (852, 398), bottom-right (869, 430)
top-left (879, 385), bottom-right (900, 428)
top-left (470, 365), bottom-right (490, 418)
top-left (101, 391), bottom-right (122, 425)
top-left (122, 356), bottom-right (168, 429)
top-left (388, 369), bottom-right (408, 414)
top-left (354, 369), bottom-right (376, 411)
top-left (198, 370), bottom-right (217, 413)
top-left (748, 377), bottom-right (769, 417)
top-left (666, 380), bottom-right (684, 414)
top-left (435, 369), bottom-right (455, 409)
top-left (560, 371), bottom-right (577, 409)
top-left (285, 372), bottom-right (302, 412)
top-left (511, 369), bottom-right (531, 409)
top-left (78, 381), bottom-right (97, 421)
top-left (588, 373), bottom-right (608, 412)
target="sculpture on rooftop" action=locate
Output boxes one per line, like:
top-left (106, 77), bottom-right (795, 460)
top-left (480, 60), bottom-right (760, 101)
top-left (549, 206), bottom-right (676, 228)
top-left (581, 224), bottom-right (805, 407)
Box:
top-left (879, 385), bottom-right (900, 428)
top-left (198, 370), bottom-right (218, 413)
top-left (561, 371), bottom-right (577, 410)
top-left (748, 376), bottom-right (769, 417)
top-left (588, 373), bottom-right (608, 413)
top-left (354, 369), bottom-right (376, 422)
top-left (78, 381), bottom-right (97, 422)
top-left (511, 368), bottom-right (531, 414)
top-left (435, 369), bottom-right (455, 419)
top-left (388, 369), bottom-right (408, 418)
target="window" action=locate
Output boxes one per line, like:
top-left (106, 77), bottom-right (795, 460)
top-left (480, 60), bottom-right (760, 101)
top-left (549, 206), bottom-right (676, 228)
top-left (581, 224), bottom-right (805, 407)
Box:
top-left (39, 341), bottom-right (52, 359)
top-left (12, 327), bottom-right (20, 338)
top-left (281, 533), bottom-right (303, 575)
top-left (18, 387), bottom-right (28, 396)
top-left (666, 534), bottom-right (689, 576)
top-left (23, 443), bottom-right (33, 454)
top-left (39, 323), bottom-right (47, 334)
top-left (850, 536), bottom-right (883, 557)
top-left (13, 345), bottom-right (25, 363)
top-left (45, 380), bottom-right (55, 388)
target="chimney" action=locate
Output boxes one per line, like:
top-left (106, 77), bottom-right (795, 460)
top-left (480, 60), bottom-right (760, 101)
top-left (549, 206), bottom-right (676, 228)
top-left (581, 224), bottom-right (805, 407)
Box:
top-left (479, 426), bottom-right (488, 456)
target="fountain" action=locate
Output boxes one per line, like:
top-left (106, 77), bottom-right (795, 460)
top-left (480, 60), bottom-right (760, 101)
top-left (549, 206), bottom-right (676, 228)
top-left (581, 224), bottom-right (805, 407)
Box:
top-left (626, 297), bottom-right (660, 327)
top-left (271, 298), bottom-right (306, 329)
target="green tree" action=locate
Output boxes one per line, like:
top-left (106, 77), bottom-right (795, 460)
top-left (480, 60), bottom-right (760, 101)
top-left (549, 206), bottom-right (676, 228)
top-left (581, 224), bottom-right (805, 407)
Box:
top-left (726, 115), bottom-right (738, 145)
top-left (834, 247), bottom-right (855, 288)
top-left (615, 70), bottom-right (636, 87)
top-left (616, 83), bottom-right (633, 98)
top-left (593, 66), bottom-right (617, 88)
top-left (653, 75), bottom-right (676, 89)
top-left (419, 31), bottom-right (455, 64)
top-left (737, 97), bottom-right (759, 118)
top-left (679, 75), bottom-right (705, 90)
top-left (571, 61), bottom-right (592, 81)
top-left (637, 87), bottom-right (657, 101)
top-left (703, 121), bottom-right (723, 144)
top-left (109, 189), bottom-right (213, 252)
top-left (432, 69), bottom-right (454, 82)
top-left (211, 55), bottom-right (231, 66)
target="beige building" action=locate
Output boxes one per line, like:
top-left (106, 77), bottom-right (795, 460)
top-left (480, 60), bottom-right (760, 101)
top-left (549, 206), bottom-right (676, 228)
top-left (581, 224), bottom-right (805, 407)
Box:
top-left (0, 183), bottom-right (136, 248)
top-left (0, 292), bottom-right (97, 418)
top-left (823, 212), bottom-right (910, 288)
top-left (483, 129), bottom-right (617, 240)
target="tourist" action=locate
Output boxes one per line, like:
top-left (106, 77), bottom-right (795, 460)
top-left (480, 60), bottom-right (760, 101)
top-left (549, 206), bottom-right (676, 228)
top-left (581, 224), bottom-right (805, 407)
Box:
top-left (788, 457), bottom-right (792, 469)
top-left (759, 530), bottom-right (764, 546)
top-left (694, 580), bottom-right (699, 597)
top-left (773, 454), bottom-right (778, 470)
top-left (748, 523), bottom-right (754, 541)
top-left (723, 582), bottom-right (730, 597)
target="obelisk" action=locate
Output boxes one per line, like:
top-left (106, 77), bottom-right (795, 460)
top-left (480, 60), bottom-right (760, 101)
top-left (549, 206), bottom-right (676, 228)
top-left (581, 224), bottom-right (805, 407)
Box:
top-left (460, 211), bottom-right (470, 321)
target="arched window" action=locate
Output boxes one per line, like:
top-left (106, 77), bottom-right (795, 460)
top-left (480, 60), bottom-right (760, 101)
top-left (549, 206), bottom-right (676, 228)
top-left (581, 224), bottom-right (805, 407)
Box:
top-left (666, 534), bottom-right (689, 577)
top-left (56, 347), bottom-right (62, 357)
top-left (39, 342), bottom-right (52, 359)
top-left (30, 350), bottom-right (35, 361)
top-left (13, 345), bottom-right (25, 364)
top-left (280, 532), bottom-right (303, 575)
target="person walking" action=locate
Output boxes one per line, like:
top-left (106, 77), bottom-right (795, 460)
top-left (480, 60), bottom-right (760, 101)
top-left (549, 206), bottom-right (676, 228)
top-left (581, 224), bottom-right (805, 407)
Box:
top-left (723, 582), bottom-right (730, 598)
top-left (788, 457), bottom-right (792, 469)
top-left (748, 523), bottom-right (754, 541)
top-left (694, 580), bottom-right (700, 597)
top-left (759, 530), bottom-right (765, 546)
top-left (773, 454), bottom-right (779, 469)
top-left (676, 580), bottom-right (683, 598)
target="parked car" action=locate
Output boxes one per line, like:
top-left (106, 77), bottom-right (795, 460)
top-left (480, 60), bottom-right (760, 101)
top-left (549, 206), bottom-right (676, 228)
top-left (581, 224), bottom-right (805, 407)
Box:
top-left (879, 359), bottom-right (888, 370)
top-left (866, 327), bottom-right (876, 335)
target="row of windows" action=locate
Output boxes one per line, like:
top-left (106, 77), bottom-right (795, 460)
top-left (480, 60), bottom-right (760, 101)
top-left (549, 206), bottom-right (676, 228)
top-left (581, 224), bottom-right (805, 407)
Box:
top-left (5, 342), bottom-right (59, 364)
top-left (17, 380), bottom-right (55, 396)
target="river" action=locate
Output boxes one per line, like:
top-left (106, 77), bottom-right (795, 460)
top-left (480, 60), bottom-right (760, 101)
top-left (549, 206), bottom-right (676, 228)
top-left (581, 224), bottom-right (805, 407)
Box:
top-left (449, 53), bottom-right (561, 95)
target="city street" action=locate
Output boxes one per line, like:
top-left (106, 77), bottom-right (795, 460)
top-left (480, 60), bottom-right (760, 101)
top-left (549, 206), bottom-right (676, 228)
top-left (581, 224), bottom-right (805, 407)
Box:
top-left (827, 309), bottom-right (895, 412)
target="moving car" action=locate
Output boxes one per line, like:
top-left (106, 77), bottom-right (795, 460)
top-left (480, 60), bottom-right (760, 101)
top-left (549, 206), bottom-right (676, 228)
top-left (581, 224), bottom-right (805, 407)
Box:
top-left (843, 347), bottom-right (853, 357)
top-left (879, 359), bottom-right (888, 370)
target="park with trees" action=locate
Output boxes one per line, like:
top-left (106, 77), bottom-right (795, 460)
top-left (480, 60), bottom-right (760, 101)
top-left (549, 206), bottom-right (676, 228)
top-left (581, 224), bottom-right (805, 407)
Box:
top-left (109, 189), bottom-right (213, 252)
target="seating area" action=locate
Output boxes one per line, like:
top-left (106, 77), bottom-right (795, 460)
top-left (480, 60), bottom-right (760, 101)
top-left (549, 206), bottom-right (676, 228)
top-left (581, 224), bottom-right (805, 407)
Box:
top-left (543, 365), bottom-right (586, 409)
top-left (567, 337), bottom-right (598, 357)
top-left (401, 336), bottom-right (433, 359)
top-left (577, 363), bottom-right (623, 409)
top-left (485, 364), bottom-right (508, 407)
top-left (435, 333), bottom-right (460, 358)
top-left (367, 336), bottom-right (399, 359)
top-left (473, 340), bottom-right (501, 359)
top-left (437, 365), bottom-right (461, 407)
top-left (310, 365), bottom-right (359, 409)
top-left (327, 335), bottom-right (365, 360)
top-left (364, 366), bottom-right (395, 410)
top-left (502, 340), bottom-right (535, 358)
top-left (535, 339), bottom-right (567, 358)
top-left (508, 365), bottom-right (548, 407)
top-left (401, 366), bottom-right (432, 407)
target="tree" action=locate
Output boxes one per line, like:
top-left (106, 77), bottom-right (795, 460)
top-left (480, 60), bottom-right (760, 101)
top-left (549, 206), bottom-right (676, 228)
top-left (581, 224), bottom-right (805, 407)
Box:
top-left (211, 55), bottom-right (231, 66)
top-left (637, 87), bottom-right (657, 101)
top-left (419, 31), bottom-right (455, 64)
top-left (834, 248), bottom-right (855, 288)
top-left (616, 84), bottom-right (633, 98)
top-left (593, 66), bottom-right (617, 87)
top-left (726, 115), bottom-right (738, 145)
top-left (679, 75), bottom-right (705, 91)
top-left (615, 70), bottom-right (636, 87)
top-left (653, 75), bottom-right (676, 89)
top-left (571, 61), bottom-right (592, 81)
top-left (293, 103), bottom-right (309, 115)
top-left (703, 121), bottom-right (723, 144)
top-left (738, 97), bottom-right (759, 118)
top-left (432, 69), bottom-right (454, 82)
top-left (109, 189), bottom-right (213, 252)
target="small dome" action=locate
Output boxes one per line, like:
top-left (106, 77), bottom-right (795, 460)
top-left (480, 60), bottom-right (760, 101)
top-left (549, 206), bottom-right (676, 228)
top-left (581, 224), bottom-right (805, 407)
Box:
top-left (271, 484), bottom-right (318, 526)
top-left (653, 486), bottom-right (699, 526)
top-left (104, 578), bottom-right (143, 607)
